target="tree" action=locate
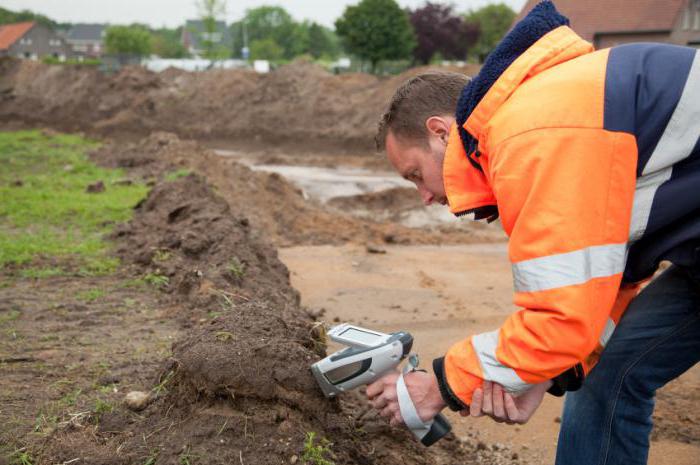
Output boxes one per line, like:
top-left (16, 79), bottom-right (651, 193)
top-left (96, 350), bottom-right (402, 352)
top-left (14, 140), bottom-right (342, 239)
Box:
top-left (335, 0), bottom-right (416, 73)
top-left (249, 38), bottom-right (284, 61)
top-left (196, 0), bottom-right (230, 60)
top-left (104, 26), bottom-right (152, 56)
top-left (151, 27), bottom-right (189, 58)
top-left (466, 3), bottom-right (516, 62)
top-left (409, 2), bottom-right (480, 65)
top-left (0, 6), bottom-right (60, 29)
top-left (306, 21), bottom-right (341, 60)
top-left (237, 6), bottom-right (308, 60)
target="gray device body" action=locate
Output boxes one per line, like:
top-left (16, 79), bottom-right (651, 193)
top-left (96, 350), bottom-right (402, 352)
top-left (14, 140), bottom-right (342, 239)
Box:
top-left (311, 324), bottom-right (451, 446)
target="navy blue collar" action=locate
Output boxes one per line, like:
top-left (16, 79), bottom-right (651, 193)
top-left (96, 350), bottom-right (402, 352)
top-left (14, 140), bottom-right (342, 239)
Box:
top-left (456, 1), bottom-right (569, 168)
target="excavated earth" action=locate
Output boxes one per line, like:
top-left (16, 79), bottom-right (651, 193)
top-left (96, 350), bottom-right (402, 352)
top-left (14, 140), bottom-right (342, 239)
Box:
top-left (89, 132), bottom-right (503, 247)
top-left (0, 57), bottom-right (481, 152)
top-left (2, 144), bottom-right (520, 465)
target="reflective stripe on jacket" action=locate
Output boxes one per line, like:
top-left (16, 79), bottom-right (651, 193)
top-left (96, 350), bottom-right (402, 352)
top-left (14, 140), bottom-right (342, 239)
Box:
top-left (435, 11), bottom-right (700, 407)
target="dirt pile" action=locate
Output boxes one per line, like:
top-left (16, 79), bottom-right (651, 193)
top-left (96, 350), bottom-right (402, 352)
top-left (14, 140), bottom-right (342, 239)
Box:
top-left (37, 160), bottom-right (518, 465)
top-left (652, 377), bottom-right (700, 444)
top-left (328, 187), bottom-right (426, 223)
top-left (0, 57), bottom-right (480, 151)
top-left (110, 174), bottom-right (300, 315)
top-left (90, 132), bottom-right (503, 247)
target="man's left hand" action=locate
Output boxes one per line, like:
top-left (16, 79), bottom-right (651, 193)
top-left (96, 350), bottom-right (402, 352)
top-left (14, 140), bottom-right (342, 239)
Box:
top-left (365, 370), bottom-right (447, 427)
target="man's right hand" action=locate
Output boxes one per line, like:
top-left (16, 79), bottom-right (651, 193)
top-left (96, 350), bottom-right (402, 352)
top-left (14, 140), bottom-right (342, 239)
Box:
top-left (461, 380), bottom-right (552, 425)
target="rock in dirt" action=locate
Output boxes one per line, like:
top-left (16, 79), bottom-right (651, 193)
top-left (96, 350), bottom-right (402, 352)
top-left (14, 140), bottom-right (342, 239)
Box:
top-left (366, 244), bottom-right (387, 254)
top-left (124, 391), bottom-right (152, 411)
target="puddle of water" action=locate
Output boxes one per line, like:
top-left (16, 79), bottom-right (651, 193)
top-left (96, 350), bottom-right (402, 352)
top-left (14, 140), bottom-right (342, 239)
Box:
top-left (214, 148), bottom-right (465, 227)
top-left (214, 148), bottom-right (412, 203)
top-left (253, 164), bottom-right (413, 203)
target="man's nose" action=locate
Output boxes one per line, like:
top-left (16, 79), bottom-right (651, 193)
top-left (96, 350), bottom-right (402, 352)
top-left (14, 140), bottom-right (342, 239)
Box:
top-left (419, 187), bottom-right (434, 206)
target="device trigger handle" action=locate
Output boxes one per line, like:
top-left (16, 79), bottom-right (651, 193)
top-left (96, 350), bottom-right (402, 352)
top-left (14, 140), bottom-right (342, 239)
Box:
top-left (396, 357), bottom-right (452, 446)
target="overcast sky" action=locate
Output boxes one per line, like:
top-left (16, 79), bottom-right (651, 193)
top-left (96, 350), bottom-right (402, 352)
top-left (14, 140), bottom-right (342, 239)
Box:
top-left (1, 0), bottom-right (527, 28)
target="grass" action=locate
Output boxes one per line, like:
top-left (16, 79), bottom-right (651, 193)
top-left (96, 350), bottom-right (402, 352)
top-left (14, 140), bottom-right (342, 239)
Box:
top-left (18, 267), bottom-right (66, 278)
top-left (301, 432), bottom-right (335, 465)
top-left (178, 446), bottom-right (197, 465)
top-left (0, 309), bottom-right (20, 326)
top-left (0, 130), bottom-right (148, 275)
top-left (227, 257), bottom-right (245, 279)
top-left (9, 449), bottom-right (34, 465)
top-left (143, 449), bottom-right (159, 465)
top-left (165, 169), bottom-right (191, 181)
top-left (143, 272), bottom-right (169, 288)
top-left (93, 398), bottom-right (114, 415)
top-left (77, 288), bottom-right (105, 302)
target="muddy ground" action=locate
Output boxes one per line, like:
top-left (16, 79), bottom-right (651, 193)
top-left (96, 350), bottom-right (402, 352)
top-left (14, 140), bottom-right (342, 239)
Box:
top-left (1, 59), bottom-right (697, 465)
top-left (0, 133), bottom-right (516, 465)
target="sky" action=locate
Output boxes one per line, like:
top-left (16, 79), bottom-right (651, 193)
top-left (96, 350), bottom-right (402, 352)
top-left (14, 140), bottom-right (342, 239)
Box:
top-left (1, 0), bottom-right (527, 28)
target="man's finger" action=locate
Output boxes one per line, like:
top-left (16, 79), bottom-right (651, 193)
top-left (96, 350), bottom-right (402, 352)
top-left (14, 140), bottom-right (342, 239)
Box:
top-left (482, 381), bottom-right (493, 414)
top-left (492, 383), bottom-right (505, 419)
top-left (380, 404), bottom-right (396, 419)
top-left (470, 388), bottom-right (484, 417)
top-left (366, 380), bottom-right (384, 400)
top-left (390, 412), bottom-right (404, 427)
top-left (504, 393), bottom-right (522, 424)
top-left (371, 394), bottom-right (388, 410)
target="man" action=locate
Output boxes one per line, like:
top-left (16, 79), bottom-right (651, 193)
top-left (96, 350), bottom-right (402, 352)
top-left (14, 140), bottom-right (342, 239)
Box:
top-left (365, 2), bottom-right (700, 464)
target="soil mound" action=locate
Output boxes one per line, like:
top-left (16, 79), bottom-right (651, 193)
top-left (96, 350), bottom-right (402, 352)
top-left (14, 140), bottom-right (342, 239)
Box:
top-left (91, 132), bottom-right (502, 247)
top-left (110, 174), bottom-right (299, 313)
top-left (328, 187), bottom-right (424, 217)
top-left (38, 159), bottom-right (518, 465)
top-left (0, 57), bottom-right (480, 151)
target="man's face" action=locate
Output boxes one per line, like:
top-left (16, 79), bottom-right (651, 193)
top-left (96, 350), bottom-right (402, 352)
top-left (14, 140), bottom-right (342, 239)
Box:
top-left (385, 116), bottom-right (453, 206)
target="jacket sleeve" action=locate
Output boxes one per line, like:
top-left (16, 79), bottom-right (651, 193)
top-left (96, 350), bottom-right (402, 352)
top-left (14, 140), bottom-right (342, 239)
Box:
top-left (435, 127), bottom-right (638, 407)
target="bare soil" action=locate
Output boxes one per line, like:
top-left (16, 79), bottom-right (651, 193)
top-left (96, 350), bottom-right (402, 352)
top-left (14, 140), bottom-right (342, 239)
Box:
top-left (0, 58), bottom-right (480, 153)
top-left (1, 138), bottom-right (517, 465)
top-left (279, 244), bottom-right (700, 465)
top-left (89, 132), bottom-right (504, 247)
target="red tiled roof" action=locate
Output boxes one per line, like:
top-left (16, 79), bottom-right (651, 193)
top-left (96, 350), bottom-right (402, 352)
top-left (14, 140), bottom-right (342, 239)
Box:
top-left (514, 0), bottom-right (687, 42)
top-left (0, 21), bottom-right (35, 50)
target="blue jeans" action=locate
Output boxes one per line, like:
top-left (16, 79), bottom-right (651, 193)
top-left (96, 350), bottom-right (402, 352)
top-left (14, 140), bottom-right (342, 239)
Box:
top-left (555, 265), bottom-right (700, 465)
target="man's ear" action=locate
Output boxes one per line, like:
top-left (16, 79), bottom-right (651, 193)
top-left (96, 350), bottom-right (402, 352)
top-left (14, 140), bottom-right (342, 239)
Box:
top-left (425, 116), bottom-right (451, 144)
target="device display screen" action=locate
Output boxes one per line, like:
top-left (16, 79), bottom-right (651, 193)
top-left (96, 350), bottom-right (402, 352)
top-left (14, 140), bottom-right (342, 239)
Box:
top-left (339, 328), bottom-right (385, 346)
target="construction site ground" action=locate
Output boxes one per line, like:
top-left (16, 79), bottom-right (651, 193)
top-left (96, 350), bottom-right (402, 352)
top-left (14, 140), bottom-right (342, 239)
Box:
top-left (1, 59), bottom-right (698, 465)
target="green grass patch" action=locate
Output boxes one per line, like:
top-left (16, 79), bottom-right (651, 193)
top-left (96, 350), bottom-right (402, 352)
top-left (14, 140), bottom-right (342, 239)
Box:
top-left (301, 432), bottom-right (335, 465)
top-left (143, 272), bottom-right (169, 288)
top-left (18, 267), bottom-right (66, 279)
top-left (0, 309), bottom-right (20, 326)
top-left (77, 288), bottom-right (105, 302)
top-left (165, 169), bottom-right (191, 181)
top-left (0, 130), bottom-right (148, 275)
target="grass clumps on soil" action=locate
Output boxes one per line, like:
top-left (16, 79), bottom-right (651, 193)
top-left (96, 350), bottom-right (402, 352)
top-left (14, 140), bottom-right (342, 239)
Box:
top-left (302, 432), bottom-right (335, 465)
top-left (9, 449), bottom-right (34, 465)
top-left (0, 130), bottom-right (148, 276)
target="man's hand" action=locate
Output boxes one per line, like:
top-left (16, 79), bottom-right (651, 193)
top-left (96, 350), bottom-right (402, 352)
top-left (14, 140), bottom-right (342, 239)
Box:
top-left (365, 371), bottom-right (447, 427)
top-left (461, 380), bottom-right (552, 424)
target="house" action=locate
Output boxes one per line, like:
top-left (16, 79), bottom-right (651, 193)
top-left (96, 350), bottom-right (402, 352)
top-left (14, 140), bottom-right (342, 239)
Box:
top-left (515, 0), bottom-right (700, 48)
top-left (181, 19), bottom-right (231, 57)
top-left (0, 21), bottom-right (73, 60)
top-left (65, 24), bottom-right (107, 58)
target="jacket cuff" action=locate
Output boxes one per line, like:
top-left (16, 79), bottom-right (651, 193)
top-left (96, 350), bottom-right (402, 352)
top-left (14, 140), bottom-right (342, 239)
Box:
top-left (547, 363), bottom-right (585, 397)
top-left (433, 357), bottom-right (469, 411)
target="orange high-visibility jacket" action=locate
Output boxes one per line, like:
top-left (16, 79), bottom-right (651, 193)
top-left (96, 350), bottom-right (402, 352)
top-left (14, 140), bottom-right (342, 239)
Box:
top-left (433, 2), bottom-right (700, 409)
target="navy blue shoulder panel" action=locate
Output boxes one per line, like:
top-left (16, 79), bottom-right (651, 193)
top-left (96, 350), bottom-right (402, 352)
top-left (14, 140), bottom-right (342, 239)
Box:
top-left (604, 44), bottom-right (696, 176)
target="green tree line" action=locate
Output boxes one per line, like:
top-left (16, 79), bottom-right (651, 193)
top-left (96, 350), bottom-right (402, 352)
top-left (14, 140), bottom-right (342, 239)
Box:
top-left (2, 1), bottom-right (517, 70)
